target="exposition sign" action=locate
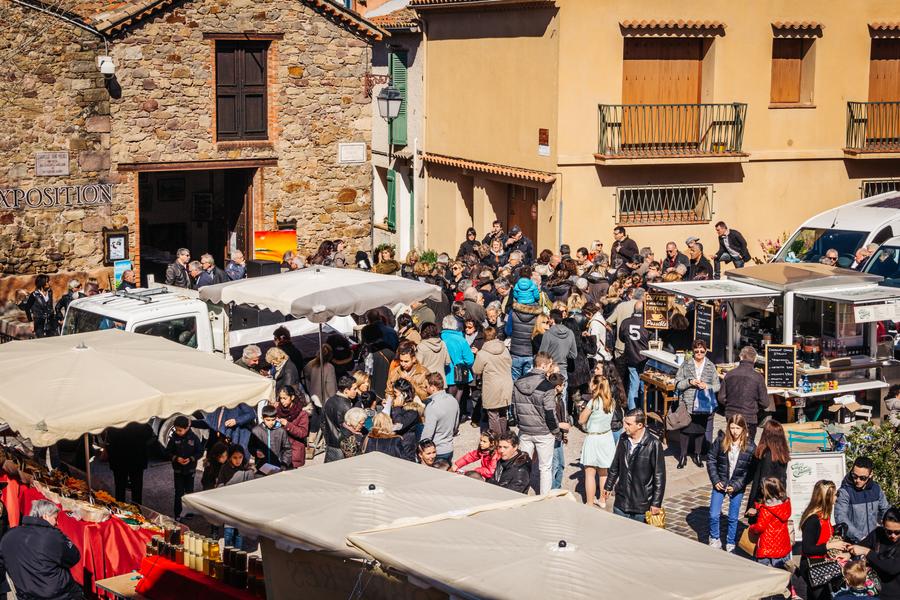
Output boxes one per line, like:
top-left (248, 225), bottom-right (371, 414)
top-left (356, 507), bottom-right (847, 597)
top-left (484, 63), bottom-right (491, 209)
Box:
top-left (0, 183), bottom-right (113, 210)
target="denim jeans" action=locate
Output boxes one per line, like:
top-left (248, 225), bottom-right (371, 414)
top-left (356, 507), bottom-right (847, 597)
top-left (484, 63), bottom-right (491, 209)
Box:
top-left (511, 355), bottom-right (534, 381)
top-left (518, 432), bottom-right (555, 494)
top-left (757, 553), bottom-right (792, 569)
top-left (709, 488), bottom-right (744, 545)
top-left (626, 366), bottom-right (642, 410)
top-left (551, 440), bottom-right (565, 490)
top-left (613, 506), bottom-right (646, 522)
top-left (714, 255), bottom-right (744, 279)
top-left (436, 452), bottom-right (453, 464)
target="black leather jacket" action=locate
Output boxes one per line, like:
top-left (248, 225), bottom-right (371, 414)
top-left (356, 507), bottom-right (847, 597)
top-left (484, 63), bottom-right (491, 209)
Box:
top-left (489, 451), bottom-right (532, 494)
top-left (19, 289), bottom-right (56, 336)
top-left (605, 431), bottom-right (666, 514)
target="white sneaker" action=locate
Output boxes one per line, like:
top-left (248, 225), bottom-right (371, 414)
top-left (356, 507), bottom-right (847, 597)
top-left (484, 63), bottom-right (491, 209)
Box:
top-left (725, 544), bottom-right (735, 553)
top-left (708, 538), bottom-right (722, 549)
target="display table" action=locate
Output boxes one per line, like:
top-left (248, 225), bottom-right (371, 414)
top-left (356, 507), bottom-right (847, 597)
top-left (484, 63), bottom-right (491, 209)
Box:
top-left (134, 556), bottom-right (256, 600)
top-left (95, 573), bottom-right (148, 599)
top-left (639, 372), bottom-right (676, 444)
top-left (0, 476), bottom-right (156, 592)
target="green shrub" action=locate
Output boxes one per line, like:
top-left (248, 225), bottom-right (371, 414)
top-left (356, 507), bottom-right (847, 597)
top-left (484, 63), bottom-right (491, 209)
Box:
top-left (419, 249), bottom-right (438, 265)
top-left (845, 420), bottom-right (900, 505)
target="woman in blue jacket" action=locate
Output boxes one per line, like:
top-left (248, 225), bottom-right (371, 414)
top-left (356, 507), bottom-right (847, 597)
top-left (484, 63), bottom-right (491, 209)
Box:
top-left (440, 315), bottom-right (475, 420)
top-left (707, 414), bottom-right (756, 552)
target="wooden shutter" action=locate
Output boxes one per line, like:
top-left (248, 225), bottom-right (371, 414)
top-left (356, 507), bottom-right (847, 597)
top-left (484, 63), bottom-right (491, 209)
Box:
top-left (770, 39), bottom-right (803, 103)
top-left (869, 39), bottom-right (900, 102)
top-left (216, 42), bottom-right (268, 141)
top-left (389, 51), bottom-right (408, 147)
top-left (386, 169), bottom-right (397, 232)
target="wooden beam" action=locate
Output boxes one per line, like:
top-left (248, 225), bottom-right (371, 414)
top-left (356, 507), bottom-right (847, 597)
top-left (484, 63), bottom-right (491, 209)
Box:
top-left (117, 158), bottom-right (279, 172)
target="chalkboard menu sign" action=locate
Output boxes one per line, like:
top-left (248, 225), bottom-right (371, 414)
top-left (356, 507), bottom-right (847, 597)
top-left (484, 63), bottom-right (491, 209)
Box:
top-left (765, 344), bottom-right (797, 389)
top-left (694, 302), bottom-right (714, 347)
top-left (644, 292), bottom-right (671, 329)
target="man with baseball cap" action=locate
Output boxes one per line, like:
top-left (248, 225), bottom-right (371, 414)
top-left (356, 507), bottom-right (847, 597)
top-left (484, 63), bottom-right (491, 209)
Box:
top-left (504, 225), bottom-right (534, 265)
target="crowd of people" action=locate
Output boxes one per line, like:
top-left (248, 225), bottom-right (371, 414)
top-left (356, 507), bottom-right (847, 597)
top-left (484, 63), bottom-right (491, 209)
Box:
top-left (5, 220), bottom-right (900, 600)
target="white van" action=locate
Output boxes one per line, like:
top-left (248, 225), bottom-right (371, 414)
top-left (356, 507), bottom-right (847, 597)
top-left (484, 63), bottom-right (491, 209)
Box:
top-left (773, 191), bottom-right (900, 267)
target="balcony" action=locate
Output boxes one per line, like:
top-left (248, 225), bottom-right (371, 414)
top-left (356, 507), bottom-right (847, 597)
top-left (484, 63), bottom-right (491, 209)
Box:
top-left (845, 101), bottom-right (900, 157)
top-left (596, 102), bottom-right (748, 164)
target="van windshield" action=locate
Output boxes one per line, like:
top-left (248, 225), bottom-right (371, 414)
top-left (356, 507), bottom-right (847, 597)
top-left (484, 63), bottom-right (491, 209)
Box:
top-left (62, 308), bottom-right (126, 335)
top-left (865, 246), bottom-right (900, 287)
top-left (775, 228), bottom-right (867, 266)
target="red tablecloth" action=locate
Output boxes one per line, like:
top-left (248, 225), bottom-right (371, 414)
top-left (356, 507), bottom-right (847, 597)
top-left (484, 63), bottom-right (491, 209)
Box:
top-left (0, 476), bottom-right (156, 591)
top-left (135, 556), bottom-right (256, 600)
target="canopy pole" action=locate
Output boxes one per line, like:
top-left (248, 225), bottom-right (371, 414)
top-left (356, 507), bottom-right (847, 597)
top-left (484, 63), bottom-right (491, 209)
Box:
top-left (783, 292), bottom-right (795, 345)
top-left (726, 301), bottom-right (734, 363)
top-left (83, 433), bottom-right (92, 492)
top-left (318, 323), bottom-right (325, 406)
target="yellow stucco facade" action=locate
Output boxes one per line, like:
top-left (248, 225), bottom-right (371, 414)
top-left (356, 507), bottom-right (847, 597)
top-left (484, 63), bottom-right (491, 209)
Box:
top-left (417, 0), bottom-right (900, 259)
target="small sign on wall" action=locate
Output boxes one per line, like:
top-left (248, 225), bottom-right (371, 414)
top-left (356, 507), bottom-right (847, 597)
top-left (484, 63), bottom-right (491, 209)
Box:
top-left (538, 128), bottom-right (550, 156)
top-left (338, 142), bottom-right (367, 164)
top-left (35, 152), bottom-right (70, 176)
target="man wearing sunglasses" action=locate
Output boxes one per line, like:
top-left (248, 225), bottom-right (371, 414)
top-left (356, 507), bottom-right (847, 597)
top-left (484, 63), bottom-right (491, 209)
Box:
top-left (850, 507), bottom-right (900, 600)
top-left (835, 456), bottom-right (891, 544)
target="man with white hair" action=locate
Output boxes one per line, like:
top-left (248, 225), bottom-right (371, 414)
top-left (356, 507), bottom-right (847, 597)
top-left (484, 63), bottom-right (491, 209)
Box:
top-left (54, 279), bottom-right (84, 326)
top-left (118, 270), bottom-right (137, 290)
top-left (236, 345), bottom-right (262, 371)
top-left (0, 500), bottom-right (81, 599)
top-left (226, 250), bottom-right (247, 281)
top-left (462, 286), bottom-right (486, 323)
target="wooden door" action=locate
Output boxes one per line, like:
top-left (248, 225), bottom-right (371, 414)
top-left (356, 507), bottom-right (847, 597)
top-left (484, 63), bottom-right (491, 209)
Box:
top-left (868, 39), bottom-right (900, 143)
top-left (622, 38), bottom-right (703, 147)
top-left (507, 185), bottom-right (537, 245)
top-left (224, 169), bottom-right (254, 261)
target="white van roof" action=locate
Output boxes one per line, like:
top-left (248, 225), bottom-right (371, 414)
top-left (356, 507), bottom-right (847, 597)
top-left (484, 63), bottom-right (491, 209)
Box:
top-left (68, 287), bottom-right (204, 323)
top-left (802, 191), bottom-right (900, 231)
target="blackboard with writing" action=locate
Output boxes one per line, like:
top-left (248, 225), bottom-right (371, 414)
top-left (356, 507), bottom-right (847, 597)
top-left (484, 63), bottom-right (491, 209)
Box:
top-left (766, 344), bottom-right (797, 389)
top-left (644, 292), bottom-right (671, 329)
top-left (694, 302), bottom-right (714, 347)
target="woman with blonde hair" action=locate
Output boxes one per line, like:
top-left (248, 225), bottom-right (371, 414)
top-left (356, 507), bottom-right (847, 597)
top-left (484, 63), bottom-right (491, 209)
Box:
top-left (579, 374), bottom-right (616, 508)
top-left (362, 412), bottom-right (405, 459)
top-left (799, 480), bottom-right (850, 599)
top-left (530, 313), bottom-right (551, 356)
top-left (265, 346), bottom-right (299, 393)
top-left (706, 414), bottom-right (755, 552)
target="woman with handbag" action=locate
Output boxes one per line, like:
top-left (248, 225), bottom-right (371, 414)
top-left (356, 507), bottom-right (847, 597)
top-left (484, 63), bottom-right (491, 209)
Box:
top-left (798, 480), bottom-right (851, 600)
top-left (674, 339), bottom-right (720, 469)
top-left (579, 374), bottom-right (617, 508)
top-left (441, 315), bottom-right (475, 420)
top-left (706, 414), bottom-right (756, 552)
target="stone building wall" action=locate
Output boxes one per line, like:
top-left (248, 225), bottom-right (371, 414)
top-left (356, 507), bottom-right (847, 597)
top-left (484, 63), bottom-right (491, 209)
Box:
top-left (0, 2), bottom-right (121, 274)
top-left (108, 0), bottom-right (373, 258)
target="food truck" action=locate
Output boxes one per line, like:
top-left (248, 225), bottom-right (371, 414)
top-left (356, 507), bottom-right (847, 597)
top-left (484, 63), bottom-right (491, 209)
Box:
top-left (646, 263), bottom-right (900, 425)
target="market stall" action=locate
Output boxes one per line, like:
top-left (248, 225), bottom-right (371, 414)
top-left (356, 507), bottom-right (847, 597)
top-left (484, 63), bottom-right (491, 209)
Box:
top-left (0, 329), bottom-right (274, 592)
top-left (649, 263), bottom-right (900, 423)
top-left (347, 494), bottom-right (790, 600)
top-left (183, 452), bottom-right (523, 600)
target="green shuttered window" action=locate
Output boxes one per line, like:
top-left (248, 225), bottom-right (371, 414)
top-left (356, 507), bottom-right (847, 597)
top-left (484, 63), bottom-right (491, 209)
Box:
top-left (389, 51), bottom-right (408, 147)
top-left (386, 169), bottom-right (397, 232)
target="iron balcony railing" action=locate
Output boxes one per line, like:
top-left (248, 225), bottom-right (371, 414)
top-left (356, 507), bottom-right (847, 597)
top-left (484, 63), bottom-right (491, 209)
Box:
top-left (846, 101), bottom-right (900, 153)
top-left (598, 102), bottom-right (748, 158)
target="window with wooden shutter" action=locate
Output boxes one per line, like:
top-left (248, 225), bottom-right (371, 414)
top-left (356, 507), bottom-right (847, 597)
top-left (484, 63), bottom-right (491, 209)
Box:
top-left (216, 42), bottom-right (269, 141)
top-left (386, 169), bottom-right (397, 232)
top-left (389, 51), bottom-right (408, 147)
top-left (770, 38), bottom-right (815, 105)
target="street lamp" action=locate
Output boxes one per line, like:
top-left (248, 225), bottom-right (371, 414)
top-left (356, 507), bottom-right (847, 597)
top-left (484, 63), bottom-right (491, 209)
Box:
top-left (377, 85), bottom-right (403, 161)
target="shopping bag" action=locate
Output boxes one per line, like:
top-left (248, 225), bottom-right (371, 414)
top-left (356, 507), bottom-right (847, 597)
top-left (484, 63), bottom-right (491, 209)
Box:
top-left (692, 387), bottom-right (718, 414)
top-left (738, 527), bottom-right (759, 556)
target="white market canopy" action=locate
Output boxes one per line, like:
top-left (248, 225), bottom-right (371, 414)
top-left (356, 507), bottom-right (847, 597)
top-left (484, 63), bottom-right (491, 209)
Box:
top-left (0, 329), bottom-right (273, 446)
top-left (650, 279), bottom-right (780, 300)
top-left (348, 495), bottom-right (790, 600)
top-left (183, 452), bottom-right (521, 558)
top-left (794, 285), bottom-right (900, 304)
top-left (199, 267), bottom-right (443, 322)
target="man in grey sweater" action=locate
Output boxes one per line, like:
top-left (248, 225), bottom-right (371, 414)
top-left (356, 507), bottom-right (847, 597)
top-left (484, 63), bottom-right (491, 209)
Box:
top-left (539, 309), bottom-right (578, 408)
top-left (422, 372), bottom-right (461, 463)
top-left (512, 352), bottom-right (561, 494)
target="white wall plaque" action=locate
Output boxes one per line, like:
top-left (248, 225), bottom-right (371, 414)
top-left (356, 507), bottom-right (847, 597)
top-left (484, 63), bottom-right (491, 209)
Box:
top-left (338, 142), bottom-right (367, 164)
top-left (35, 152), bottom-right (70, 176)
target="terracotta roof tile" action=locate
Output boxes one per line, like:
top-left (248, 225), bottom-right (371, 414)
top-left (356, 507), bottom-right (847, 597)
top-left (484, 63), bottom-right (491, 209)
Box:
top-left (619, 19), bottom-right (726, 30)
top-left (409, 0), bottom-right (553, 7)
top-left (870, 22), bottom-right (900, 31)
top-left (369, 7), bottom-right (418, 29)
top-left (423, 153), bottom-right (556, 184)
top-left (772, 21), bottom-right (824, 30)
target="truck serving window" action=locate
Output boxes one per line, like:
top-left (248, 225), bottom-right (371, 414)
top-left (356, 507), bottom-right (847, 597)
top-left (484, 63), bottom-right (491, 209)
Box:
top-left (62, 308), bottom-right (126, 334)
top-left (134, 317), bottom-right (198, 348)
top-left (866, 246), bottom-right (900, 287)
top-left (776, 228), bottom-right (866, 266)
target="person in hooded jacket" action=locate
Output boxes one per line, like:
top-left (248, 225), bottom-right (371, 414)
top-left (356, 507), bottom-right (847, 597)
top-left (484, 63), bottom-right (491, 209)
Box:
top-left (835, 456), bottom-right (892, 544)
top-left (390, 378), bottom-right (425, 461)
top-left (248, 405), bottom-right (293, 472)
top-left (201, 403), bottom-right (257, 453)
top-left (473, 327), bottom-right (513, 435)
top-left (457, 227), bottom-right (480, 259)
top-left (416, 322), bottom-right (451, 375)
top-left (488, 432), bottom-right (532, 494)
top-left (749, 477), bottom-right (794, 568)
top-left (275, 385), bottom-right (310, 468)
top-left (507, 299), bottom-right (543, 380)
top-left (512, 352), bottom-right (560, 495)
top-left (706, 414), bottom-right (756, 552)
top-left (539, 309), bottom-right (578, 401)
top-left (441, 315), bottom-right (475, 416)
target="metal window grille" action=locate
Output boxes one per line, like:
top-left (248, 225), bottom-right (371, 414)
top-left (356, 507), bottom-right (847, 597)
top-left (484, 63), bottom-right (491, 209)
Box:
top-left (861, 179), bottom-right (900, 199)
top-left (616, 184), bottom-right (713, 226)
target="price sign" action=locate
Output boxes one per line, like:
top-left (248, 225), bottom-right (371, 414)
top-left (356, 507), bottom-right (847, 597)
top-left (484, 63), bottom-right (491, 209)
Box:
top-left (765, 344), bottom-right (797, 390)
top-left (693, 302), bottom-right (714, 347)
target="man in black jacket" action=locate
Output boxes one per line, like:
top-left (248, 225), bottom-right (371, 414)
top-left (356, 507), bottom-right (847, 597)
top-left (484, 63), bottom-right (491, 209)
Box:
top-left (19, 274), bottom-right (57, 338)
top-left (323, 375), bottom-right (359, 463)
top-left (165, 247), bottom-right (191, 288)
top-left (602, 408), bottom-right (666, 523)
top-left (713, 221), bottom-right (751, 278)
top-left (850, 507), bottom-right (900, 600)
top-left (720, 346), bottom-right (770, 439)
top-left (0, 500), bottom-right (82, 600)
top-left (688, 242), bottom-right (714, 281)
top-left (504, 226), bottom-right (534, 265)
top-left (618, 303), bottom-right (650, 411)
top-left (611, 226), bottom-right (639, 271)
top-left (106, 421), bottom-right (155, 505)
top-left (489, 432), bottom-right (532, 494)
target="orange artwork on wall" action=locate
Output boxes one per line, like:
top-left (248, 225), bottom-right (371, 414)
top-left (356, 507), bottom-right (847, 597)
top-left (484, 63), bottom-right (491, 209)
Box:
top-left (254, 230), bottom-right (297, 262)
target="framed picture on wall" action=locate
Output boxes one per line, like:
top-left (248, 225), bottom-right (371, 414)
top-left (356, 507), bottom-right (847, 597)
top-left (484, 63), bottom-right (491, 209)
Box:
top-left (102, 227), bottom-right (129, 266)
top-left (192, 192), bottom-right (213, 221)
top-left (157, 177), bottom-right (185, 202)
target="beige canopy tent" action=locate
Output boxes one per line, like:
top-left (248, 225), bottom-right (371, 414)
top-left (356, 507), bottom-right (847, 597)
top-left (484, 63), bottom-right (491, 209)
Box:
top-left (0, 329), bottom-right (273, 447)
top-left (348, 494), bottom-right (791, 600)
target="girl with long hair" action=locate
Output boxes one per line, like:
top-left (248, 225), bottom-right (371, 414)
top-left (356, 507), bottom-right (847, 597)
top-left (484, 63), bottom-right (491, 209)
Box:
top-left (706, 414), bottom-right (756, 551)
top-left (530, 313), bottom-right (551, 355)
top-left (746, 420), bottom-right (791, 519)
top-left (579, 374), bottom-right (617, 508)
top-left (799, 480), bottom-right (849, 600)
top-left (389, 378), bottom-right (423, 461)
top-left (748, 477), bottom-right (793, 569)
